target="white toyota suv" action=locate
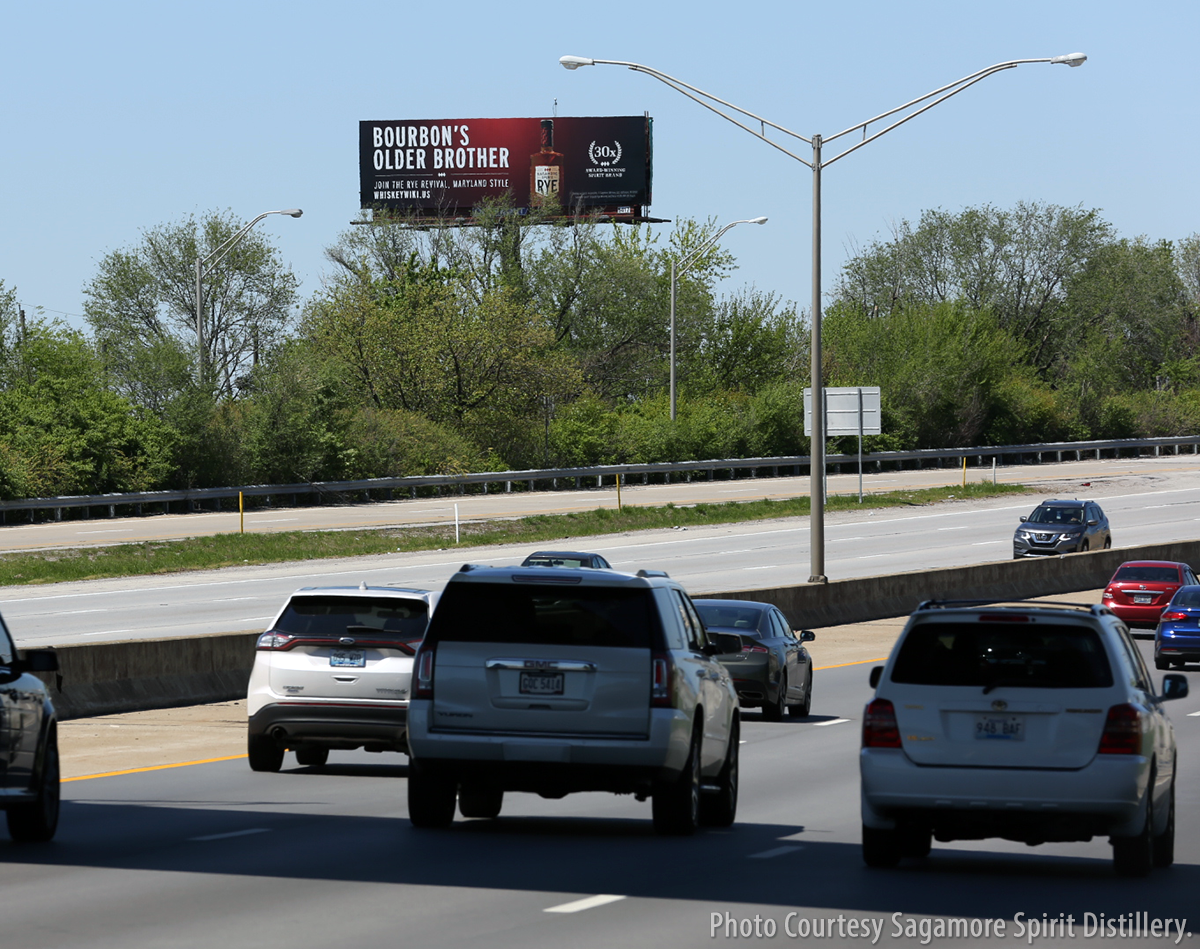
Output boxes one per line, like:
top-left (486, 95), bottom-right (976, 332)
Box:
top-left (860, 599), bottom-right (1188, 876)
top-left (405, 564), bottom-right (740, 835)
top-left (247, 585), bottom-right (436, 771)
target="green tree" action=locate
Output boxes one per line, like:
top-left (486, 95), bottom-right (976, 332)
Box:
top-left (84, 210), bottom-right (299, 402)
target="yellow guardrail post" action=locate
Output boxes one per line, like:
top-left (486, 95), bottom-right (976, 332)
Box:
top-left (239, 491), bottom-right (244, 533)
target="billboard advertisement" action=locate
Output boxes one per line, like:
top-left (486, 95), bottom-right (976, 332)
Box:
top-left (359, 116), bottom-right (652, 217)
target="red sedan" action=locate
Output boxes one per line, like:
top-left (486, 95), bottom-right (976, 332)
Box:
top-left (1103, 560), bottom-right (1200, 627)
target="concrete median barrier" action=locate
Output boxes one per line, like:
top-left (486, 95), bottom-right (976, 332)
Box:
top-left (30, 540), bottom-right (1200, 719)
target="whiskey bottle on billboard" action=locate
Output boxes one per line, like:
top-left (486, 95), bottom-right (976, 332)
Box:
top-left (530, 119), bottom-right (563, 206)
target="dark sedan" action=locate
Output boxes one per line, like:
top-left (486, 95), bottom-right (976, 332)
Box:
top-left (694, 599), bottom-right (815, 720)
top-left (1155, 584), bottom-right (1200, 669)
top-left (520, 550), bottom-right (613, 569)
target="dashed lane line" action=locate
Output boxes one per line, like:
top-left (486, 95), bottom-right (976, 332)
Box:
top-left (544, 894), bottom-right (627, 914)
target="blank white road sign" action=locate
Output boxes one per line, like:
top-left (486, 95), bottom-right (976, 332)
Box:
top-left (804, 387), bottom-right (881, 437)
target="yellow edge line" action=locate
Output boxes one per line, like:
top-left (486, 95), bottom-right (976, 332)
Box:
top-left (63, 754), bottom-right (248, 783)
top-left (61, 660), bottom-right (889, 781)
top-left (815, 657), bottom-right (888, 671)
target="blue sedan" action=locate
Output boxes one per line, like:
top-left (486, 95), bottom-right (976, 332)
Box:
top-left (1154, 584), bottom-right (1200, 670)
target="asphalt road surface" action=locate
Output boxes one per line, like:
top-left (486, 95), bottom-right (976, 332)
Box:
top-left (3, 640), bottom-right (1197, 949)
top-left (4, 457), bottom-right (1200, 647)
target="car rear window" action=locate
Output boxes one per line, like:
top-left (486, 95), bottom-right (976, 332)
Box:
top-left (694, 604), bottom-right (764, 637)
top-left (431, 583), bottom-right (657, 648)
top-left (276, 597), bottom-right (428, 639)
top-left (1171, 587), bottom-right (1200, 607)
top-left (891, 621), bottom-right (1113, 689)
top-left (1113, 566), bottom-right (1180, 583)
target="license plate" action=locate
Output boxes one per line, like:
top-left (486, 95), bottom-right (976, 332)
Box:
top-left (1133, 595), bottom-right (1153, 604)
top-left (519, 672), bottom-right (564, 695)
top-left (330, 648), bottom-right (366, 668)
top-left (975, 714), bottom-right (1024, 740)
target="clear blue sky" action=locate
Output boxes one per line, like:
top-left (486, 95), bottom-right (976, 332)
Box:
top-left (2, 0), bottom-right (1195, 329)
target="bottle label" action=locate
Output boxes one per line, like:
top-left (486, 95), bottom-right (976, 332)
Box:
top-left (534, 164), bottom-right (560, 197)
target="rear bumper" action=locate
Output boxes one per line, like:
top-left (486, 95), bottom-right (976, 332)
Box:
top-left (406, 703), bottom-right (693, 791)
top-left (249, 701), bottom-right (409, 752)
top-left (860, 748), bottom-right (1148, 841)
top-left (1109, 604), bottom-right (1165, 627)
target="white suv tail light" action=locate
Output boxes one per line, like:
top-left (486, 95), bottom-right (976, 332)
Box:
top-left (414, 646), bottom-right (436, 699)
top-left (651, 653), bottom-right (672, 707)
top-left (1097, 703), bottom-right (1141, 755)
top-left (862, 698), bottom-right (902, 748)
top-left (256, 631), bottom-right (298, 650)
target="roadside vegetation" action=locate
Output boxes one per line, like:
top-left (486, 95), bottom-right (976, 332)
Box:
top-left (0, 481), bottom-right (1030, 586)
top-left (2, 200), bottom-right (1200, 503)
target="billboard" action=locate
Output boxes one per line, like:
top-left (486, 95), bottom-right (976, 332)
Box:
top-left (359, 116), bottom-right (652, 217)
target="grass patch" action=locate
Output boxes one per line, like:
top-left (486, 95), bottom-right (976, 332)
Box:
top-left (0, 480), bottom-right (1030, 587)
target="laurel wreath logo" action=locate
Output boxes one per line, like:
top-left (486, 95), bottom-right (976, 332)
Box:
top-left (588, 140), bottom-right (623, 166)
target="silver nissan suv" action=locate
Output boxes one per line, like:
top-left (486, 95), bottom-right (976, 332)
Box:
top-left (405, 564), bottom-right (740, 835)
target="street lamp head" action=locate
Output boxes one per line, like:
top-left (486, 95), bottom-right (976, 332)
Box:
top-left (560, 55), bottom-right (595, 70)
top-left (749, 216), bottom-right (768, 225)
top-left (282, 208), bottom-right (303, 217)
top-left (1050, 52), bottom-right (1087, 67)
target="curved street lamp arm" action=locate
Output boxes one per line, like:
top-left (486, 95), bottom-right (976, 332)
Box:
top-left (572, 57), bottom-right (814, 167)
top-left (677, 220), bottom-right (740, 275)
top-left (199, 209), bottom-right (302, 278)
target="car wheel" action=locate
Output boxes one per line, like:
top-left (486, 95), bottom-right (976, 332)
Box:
top-left (1104, 536), bottom-right (1112, 549)
top-left (1079, 540), bottom-right (1090, 553)
top-left (1112, 784), bottom-right (1154, 877)
top-left (862, 824), bottom-right (902, 868)
top-left (899, 824), bottom-right (932, 858)
top-left (6, 727), bottom-right (60, 843)
top-left (408, 759), bottom-right (457, 828)
top-left (1153, 780), bottom-right (1175, 869)
top-left (763, 672), bottom-right (787, 721)
top-left (1155, 656), bottom-right (1170, 671)
top-left (653, 725), bottom-right (701, 836)
top-left (458, 784), bottom-right (504, 819)
top-left (295, 746), bottom-right (329, 768)
top-left (247, 734), bottom-right (284, 773)
top-left (789, 669), bottom-right (813, 717)
top-left (700, 720), bottom-right (738, 828)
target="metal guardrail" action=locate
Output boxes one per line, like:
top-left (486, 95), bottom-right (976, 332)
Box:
top-left (1, 435), bottom-right (1197, 524)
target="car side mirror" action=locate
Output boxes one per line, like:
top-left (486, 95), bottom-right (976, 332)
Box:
top-left (1088, 519), bottom-right (1098, 526)
top-left (798, 630), bottom-right (816, 642)
top-left (14, 648), bottom-right (58, 673)
top-left (869, 665), bottom-right (883, 689)
top-left (1160, 674), bottom-right (1189, 701)
top-left (1019, 515), bottom-right (1027, 523)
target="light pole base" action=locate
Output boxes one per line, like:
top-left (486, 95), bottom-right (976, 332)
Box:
top-left (807, 575), bottom-right (828, 584)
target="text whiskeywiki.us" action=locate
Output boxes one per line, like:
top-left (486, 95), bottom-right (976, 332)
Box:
top-left (708, 912), bottom-right (1192, 944)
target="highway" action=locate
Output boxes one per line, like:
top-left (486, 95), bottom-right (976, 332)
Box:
top-left (4, 456), bottom-right (1200, 647)
top-left (2, 642), bottom-right (1197, 948)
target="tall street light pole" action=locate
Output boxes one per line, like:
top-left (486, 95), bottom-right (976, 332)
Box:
top-left (194, 208), bottom-right (303, 384)
top-left (670, 216), bottom-right (767, 420)
top-left (560, 51), bottom-right (1086, 582)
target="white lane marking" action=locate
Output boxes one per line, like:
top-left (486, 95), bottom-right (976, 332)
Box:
top-left (74, 529), bottom-right (134, 535)
top-left (937, 526), bottom-right (970, 531)
top-left (56, 609), bottom-right (105, 615)
top-left (744, 565), bottom-right (774, 570)
top-left (84, 629), bottom-right (132, 636)
top-left (832, 537), bottom-right (866, 543)
top-left (972, 541), bottom-right (1005, 546)
top-left (544, 894), bottom-right (627, 914)
top-left (812, 718), bottom-right (851, 727)
top-left (189, 828), bottom-right (272, 842)
top-left (748, 846), bottom-right (804, 859)
top-left (247, 518), bottom-right (300, 523)
top-left (1188, 711), bottom-right (1200, 717)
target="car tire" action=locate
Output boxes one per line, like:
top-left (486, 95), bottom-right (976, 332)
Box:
top-left (700, 720), bottom-right (738, 828)
top-left (899, 824), bottom-right (932, 858)
top-left (652, 725), bottom-right (701, 836)
top-left (1155, 656), bottom-right (1170, 671)
top-left (1079, 540), bottom-right (1090, 553)
top-left (1112, 785), bottom-right (1154, 877)
top-left (1104, 537), bottom-right (1112, 549)
top-left (295, 746), bottom-right (329, 768)
top-left (1153, 780), bottom-right (1175, 869)
top-left (763, 672), bottom-right (787, 721)
top-left (408, 759), bottom-right (457, 828)
top-left (789, 669), bottom-right (813, 717)
top-left (248, 735), bottom-right (284, 773)
top-left (862, 824), bottom-right (902, 868)
top-left (458, 785), bottom-right (504, 819)
top-left (6, 727), bottom-right (60, 843)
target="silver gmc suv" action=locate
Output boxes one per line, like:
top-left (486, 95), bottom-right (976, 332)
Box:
top-left (405, 564), bottom-right (740, 835)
